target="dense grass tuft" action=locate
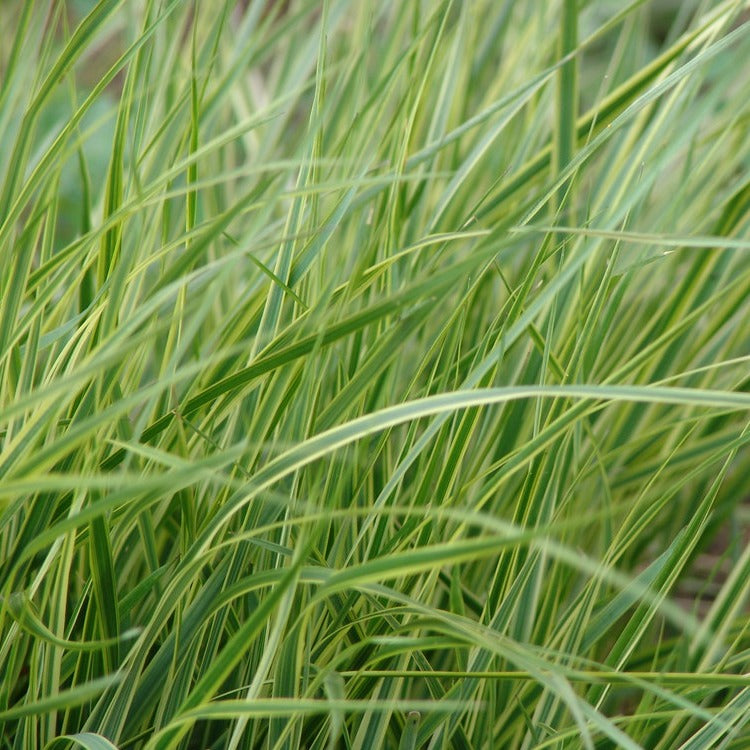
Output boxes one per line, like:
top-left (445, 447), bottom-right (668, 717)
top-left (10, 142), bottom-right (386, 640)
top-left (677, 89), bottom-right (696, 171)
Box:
top-left (2, 1), bottom-right (750, 748)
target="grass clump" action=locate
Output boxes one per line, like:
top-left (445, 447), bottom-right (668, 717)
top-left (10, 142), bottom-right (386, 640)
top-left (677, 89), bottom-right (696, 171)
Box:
top-left (1, 1), bottom-right (750, 748)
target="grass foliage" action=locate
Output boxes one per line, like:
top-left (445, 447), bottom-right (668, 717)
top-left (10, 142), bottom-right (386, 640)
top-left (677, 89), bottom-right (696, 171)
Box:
top-left (2, 0), bottom-right (750, 747)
